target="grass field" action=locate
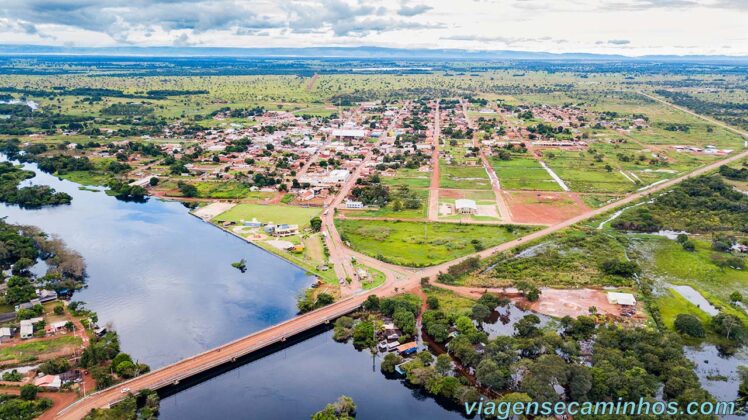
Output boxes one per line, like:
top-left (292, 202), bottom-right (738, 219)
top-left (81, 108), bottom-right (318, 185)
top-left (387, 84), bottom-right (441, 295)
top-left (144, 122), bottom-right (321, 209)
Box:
top-left (336, 219), bottom-right (535, 267)
top-left (491, 157), bottom-right (562, 191)
top-left (440, 163), bottom-right (492, 190)
top-left (213, 203), bottom-right (320, 228)
top-left (0, 336), bottom-right (82, 363)
top-left (646, 237), bottom-right (748, 305)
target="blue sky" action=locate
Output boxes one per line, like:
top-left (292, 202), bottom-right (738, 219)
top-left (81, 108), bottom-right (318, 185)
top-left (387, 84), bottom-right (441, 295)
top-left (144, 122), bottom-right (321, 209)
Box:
top-left (0, 0), bottom-right (745, 55)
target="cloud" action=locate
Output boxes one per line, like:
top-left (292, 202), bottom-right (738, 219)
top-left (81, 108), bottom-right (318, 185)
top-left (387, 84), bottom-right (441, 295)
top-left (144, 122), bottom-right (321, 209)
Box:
top-left (397, 4), bottom-right (432, 16)
top-left (441, 34), bottom-right (555, 45)
top-left (607, 39), bottom-right (631, 45)
top-left (598, 0), bottom-right (698, 10)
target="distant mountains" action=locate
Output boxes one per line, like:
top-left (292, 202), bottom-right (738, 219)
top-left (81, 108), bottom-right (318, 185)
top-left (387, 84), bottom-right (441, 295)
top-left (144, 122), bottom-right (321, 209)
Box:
top-left (1, 44), bottom-right (747, 63)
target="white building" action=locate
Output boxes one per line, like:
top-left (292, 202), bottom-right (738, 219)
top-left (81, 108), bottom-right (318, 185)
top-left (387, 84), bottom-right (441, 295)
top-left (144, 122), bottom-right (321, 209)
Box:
top-left (455, 199), bottom-right (478, 215)
top-left (345, 200), bottom-right (364, 209)
top-left (607, 292), bottom-right (637, 306)
top-left (331, 128), bottom-right (367, 139)
top-left (20, 317), bottom-right (43, 339)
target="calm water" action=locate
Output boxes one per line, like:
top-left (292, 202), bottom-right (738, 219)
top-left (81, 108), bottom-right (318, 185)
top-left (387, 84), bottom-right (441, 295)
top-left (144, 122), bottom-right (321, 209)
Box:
top-left (160, 330), bottom-right (464, 420)
top-left (1, 158), bottom-right (464, 419)
top-left (1, 160), bottom-right (314, 367)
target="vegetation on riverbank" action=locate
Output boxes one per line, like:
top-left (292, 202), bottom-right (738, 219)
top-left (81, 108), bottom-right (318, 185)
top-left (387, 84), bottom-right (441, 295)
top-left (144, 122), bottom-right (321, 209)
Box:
top-left (0, 161), bottom-right (71, 207)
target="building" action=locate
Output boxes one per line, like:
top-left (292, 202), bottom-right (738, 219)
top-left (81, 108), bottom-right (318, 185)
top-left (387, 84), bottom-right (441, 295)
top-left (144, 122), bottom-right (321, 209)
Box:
top-left (20, 317), bottom-right (43, 339)
top-left (327, 169), bottom-right (350, 184)
top-left (34, 374), bottom-right (62, 390)
top-left (270, 224), bottom-right (299, 237)
top-left (331, 128), bottom-right (367, 140)
top-left (607, 292), bottom-right (637, 306)
top-left (397, 342), bottom-right (418, 356)
top-left (455, 199), bottom-right (478, 215)
top-left (243, 218), bottom-right (262, 228)
top-left (37, 289), bottom-right (58, 304)
top-left (345, 200), bottom-right (364, 209)
top-left (0, 327), bottom-right (12, 343)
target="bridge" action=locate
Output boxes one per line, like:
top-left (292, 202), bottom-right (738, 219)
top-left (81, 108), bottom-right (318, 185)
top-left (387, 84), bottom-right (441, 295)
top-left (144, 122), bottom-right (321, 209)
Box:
top-left (56, 94), bottom-right (748, 418)
top-left (56, 289), bottom-right (380, 419)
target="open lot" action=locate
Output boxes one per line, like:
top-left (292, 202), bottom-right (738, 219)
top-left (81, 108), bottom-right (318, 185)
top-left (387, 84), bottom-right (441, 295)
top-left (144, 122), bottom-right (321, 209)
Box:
top-left (505, 191), bottom-right (589, 225)
top-left (491, 157), bottom-right (562, 191)
top-left (212, 203), bottom-right (320, 228)
top-left (336, 218), bottom-right (536, 267)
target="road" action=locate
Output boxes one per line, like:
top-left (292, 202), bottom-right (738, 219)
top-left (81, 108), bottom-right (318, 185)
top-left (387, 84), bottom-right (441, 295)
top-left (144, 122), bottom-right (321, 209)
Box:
top-left (428, 100), bottom-right (441, 221)
top-left (461, 99), bottom-right (512, 221)
top-left (56, 95), bottom-right (748, 418)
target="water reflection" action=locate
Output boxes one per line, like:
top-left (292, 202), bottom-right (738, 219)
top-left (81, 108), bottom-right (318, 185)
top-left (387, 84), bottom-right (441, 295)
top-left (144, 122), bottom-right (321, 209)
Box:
top-left (1, 159), bottom-right (315, 368)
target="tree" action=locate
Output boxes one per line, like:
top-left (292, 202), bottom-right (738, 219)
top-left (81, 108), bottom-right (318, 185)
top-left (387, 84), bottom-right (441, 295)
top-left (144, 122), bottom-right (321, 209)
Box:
top-left (39, 357), bottom-right (70, 375)
top-left (149, 177), bottom-right (159, 186)
top-left (362, 295), bottom-right (380, 311)
top-left (53, 304), bottom-right (64, 315)
top-left (116, 360), bottom-right (137, 378)
top-left (567, 365), bottom-right (593, 401)
top-left (352, 321), bottom-right (375, 349)
top-left (514, 314), bottom-right (541, 338)
top-left (381, 353), bottom-right (402, 374)
top-left (426, 296), bottom-right (439, 310)
top-left (310, 216), bottom-right (322, 232)
top-left (393, 309), bottom-right (416, 336)
top-left (476, 359), bottom-right (510, 391)
top-left (599, 259), bottom-right (640, 277)
top-left (471, 303), bottom-right (491, 325)
top-left (674, 314), bottom-right (705, 338)
top-left (177, 181), bottom-right (198, 197)
top-left (731, 291), bottom-right (743, 303)
top-left (20, 384), bottom-right (38, 400)
top-left (435, 354), bottom-right (452, 375)
top-left (316, 293), bottom-right (334, 306)
top-left (712, 313), bottom-right (746, 343)
top-left (312, 396), bottom-right (356, 420)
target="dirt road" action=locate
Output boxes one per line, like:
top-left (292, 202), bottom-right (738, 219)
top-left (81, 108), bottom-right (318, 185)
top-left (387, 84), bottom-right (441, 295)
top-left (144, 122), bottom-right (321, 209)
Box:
top-left (428, 100), bottom-right (441, 221)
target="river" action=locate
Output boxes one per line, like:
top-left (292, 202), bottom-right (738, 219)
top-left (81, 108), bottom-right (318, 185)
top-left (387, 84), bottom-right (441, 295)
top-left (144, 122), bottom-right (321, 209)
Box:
top-left (0, 158), bottom-right (464, 419)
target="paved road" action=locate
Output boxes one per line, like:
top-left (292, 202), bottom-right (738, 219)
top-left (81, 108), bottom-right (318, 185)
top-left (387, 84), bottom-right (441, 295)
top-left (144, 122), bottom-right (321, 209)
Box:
top-left (56, 95), bottom-right (748, 418)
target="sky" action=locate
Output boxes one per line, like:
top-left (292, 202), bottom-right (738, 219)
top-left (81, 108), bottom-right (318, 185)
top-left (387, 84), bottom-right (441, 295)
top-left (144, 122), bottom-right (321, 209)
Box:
top-left (0, 0), bottom-right (746, 56)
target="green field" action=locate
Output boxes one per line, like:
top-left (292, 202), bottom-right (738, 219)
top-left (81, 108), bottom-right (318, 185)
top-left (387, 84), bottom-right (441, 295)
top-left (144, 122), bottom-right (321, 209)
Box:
top-left (647, 237), bottom-right (748, 305)
top-left (0, 336), bottom-right (82, 363)
top-left (491, 157), bottom-right (562, 191)
top-left (336, 219), bottom-right (535, 267)
top-left (213, 203), bottom-right (320, 228)
top-left (440, 162), bottom-right (492, 190)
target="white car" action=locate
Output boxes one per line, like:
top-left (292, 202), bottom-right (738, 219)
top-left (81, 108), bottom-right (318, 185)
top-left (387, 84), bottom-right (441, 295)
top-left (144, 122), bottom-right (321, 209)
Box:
top-left (120, 387), bottom-right (130, 394)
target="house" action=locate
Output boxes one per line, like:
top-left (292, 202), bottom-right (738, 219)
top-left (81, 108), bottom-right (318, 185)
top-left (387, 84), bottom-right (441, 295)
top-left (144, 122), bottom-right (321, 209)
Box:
top-left (243, 218), bottom-right (262, 228)
top-left (15, 298), bottom-right (42, 312)
top-left (397, 342), bottom-right (418, 356)
top-left (34, 374), bottom-right (62, 390)
top-left (20, 317), bottom-right (43, 339)
top-left (455, 199), bottom-right (478, 215)
top-left (37, 289), bottom-right (58, 303)
top-left (0, 327), bottom-right (12, 343)
top-left (345, 200), bottom-right (364, 209)
top-left (272, 224), bottom-right (299, 237)
top-left (46, 321), bottom-right (68, 334)
top-left (607, 292), bottom-right (637, 306)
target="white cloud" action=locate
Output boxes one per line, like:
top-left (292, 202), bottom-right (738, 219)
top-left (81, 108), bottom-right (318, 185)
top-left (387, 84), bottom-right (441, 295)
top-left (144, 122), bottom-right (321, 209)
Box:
top-left (0, 0), bottom-right (744, 55)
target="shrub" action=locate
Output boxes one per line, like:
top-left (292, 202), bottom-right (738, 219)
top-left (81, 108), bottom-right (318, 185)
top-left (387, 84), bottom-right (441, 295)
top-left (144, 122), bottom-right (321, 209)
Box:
top-left (674, 314), bottom-right (705, 338)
